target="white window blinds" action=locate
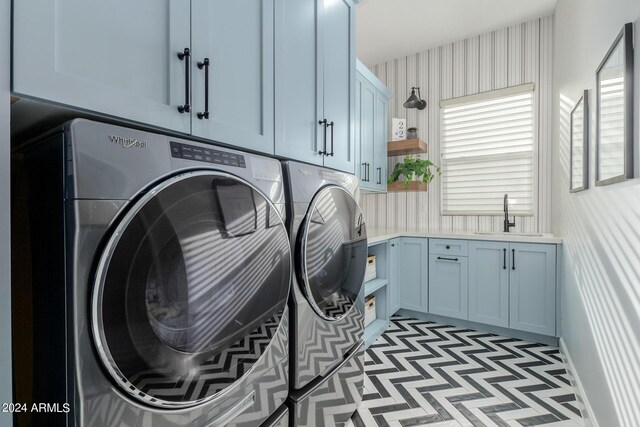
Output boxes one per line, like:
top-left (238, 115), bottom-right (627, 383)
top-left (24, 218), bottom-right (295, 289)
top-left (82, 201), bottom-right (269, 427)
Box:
top-left (440, 84), bottom-right (535, 216)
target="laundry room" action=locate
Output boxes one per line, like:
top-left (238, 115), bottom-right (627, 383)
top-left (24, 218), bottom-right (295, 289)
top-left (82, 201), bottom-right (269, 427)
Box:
top-left (2, 0), bottom-right (640, 426)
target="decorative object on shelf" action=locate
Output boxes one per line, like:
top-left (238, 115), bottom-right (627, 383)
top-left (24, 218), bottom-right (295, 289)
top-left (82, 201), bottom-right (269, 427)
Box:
top-left (387, 138), bottom-right (428, 156)
top-left (391, 118), bottom-right (406, 141)
top-left (364, 295), bottom-right (376, 328)
top-left (595, 22), bottom-right (634, 186)
top-left (570, 90), bottom-right (589, 192)
top-left (403, 87), bottom-right (427, 110)
top-left (365, 255), bottom-right (377, 282)
top-left (387, 155), bottom-right (441, 190)
top-left (406, 127), bottom-right (418, 139)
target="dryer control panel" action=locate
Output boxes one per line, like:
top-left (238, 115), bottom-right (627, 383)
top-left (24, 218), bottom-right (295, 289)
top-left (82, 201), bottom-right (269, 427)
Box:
top-left (170, 141), bottom-right (246, 168)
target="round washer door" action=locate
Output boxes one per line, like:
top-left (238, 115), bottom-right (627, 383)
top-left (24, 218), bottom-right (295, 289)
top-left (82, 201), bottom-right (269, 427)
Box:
top-left (92, 171), bottom-right (291, 408)
top-left (298, 185), bottom-right (367, 321)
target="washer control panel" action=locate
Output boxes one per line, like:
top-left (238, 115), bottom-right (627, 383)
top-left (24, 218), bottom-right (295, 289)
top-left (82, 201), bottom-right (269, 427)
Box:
top-left (170, 141), bottom-right (246, 168)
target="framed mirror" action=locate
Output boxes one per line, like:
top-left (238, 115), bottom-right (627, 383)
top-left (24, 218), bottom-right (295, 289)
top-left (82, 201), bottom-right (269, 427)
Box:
top-left (596, 22), bottom-right (634, 186)
top-left (570, 90), bottom-right (589, 192)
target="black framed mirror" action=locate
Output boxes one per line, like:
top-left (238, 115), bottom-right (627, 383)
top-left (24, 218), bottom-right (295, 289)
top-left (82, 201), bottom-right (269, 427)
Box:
top-left (596, 22), bottom-right (634, 186)
top-left (570, 90), bottom-right (589, 192)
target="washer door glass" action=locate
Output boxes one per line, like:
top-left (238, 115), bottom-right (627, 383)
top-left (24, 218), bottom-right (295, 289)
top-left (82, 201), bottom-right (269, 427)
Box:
top-left (92, 171), bottom-right (291, 408)
top-left (299, 186), bottom-right (367, 320)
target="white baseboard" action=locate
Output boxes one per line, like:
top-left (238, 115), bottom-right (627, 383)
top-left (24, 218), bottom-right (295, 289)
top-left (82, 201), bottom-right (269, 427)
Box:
top-left (559, 338), bottom-right (599, 427)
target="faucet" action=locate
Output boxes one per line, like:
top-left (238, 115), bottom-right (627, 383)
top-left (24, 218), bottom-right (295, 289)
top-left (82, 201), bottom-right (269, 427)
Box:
top-left (503, 194), bottom-right (516, 232)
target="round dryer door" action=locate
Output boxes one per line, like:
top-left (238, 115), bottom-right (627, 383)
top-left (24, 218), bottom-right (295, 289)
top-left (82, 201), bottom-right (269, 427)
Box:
top-left (92, 171), bottom-right (291, 408)
top-left (298, 185), bottom-right (367, 321)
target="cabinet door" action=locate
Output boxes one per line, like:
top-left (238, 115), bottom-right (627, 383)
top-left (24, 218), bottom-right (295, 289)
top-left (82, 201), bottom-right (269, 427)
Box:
top-left (13, 0), bottom-right (191, 134)
top-left (320, 0), bottom-right (355, 173)
top-left (428, 254), bottom-right (468, 320)
top-left (358, 78), bottom-right (376, 189)
top-left (388, 238), bottom-right (401, 315)
top-left (397, 238), bottom-right (428, 313)
top-left (509, 243), bottom-right (556, 336)
top-left (373, 90), bottom-right (388, 191)
top-left (191, 0), bottom-right (274, 154)
top-left (468, 241), bottom-right (509, 328)
top-left (274, 0), bottom-right (323, 165)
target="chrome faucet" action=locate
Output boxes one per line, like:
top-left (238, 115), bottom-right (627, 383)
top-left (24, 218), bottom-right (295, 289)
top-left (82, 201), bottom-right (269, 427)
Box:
top-left (503, 194), bottom-right (516, 232)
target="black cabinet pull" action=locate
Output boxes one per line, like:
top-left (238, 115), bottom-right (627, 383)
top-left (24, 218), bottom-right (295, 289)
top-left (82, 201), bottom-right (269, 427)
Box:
top-left (391, 243), bottom-right (395, 247)
top-left (366, 163), bottom-right (370, 182)
top-left (512, 249), bottom-right (515, 270)
top-left (446, 245), bottom-right (450, 249)
top-left (328, 121), bottom-right (335, 156)
top-left (197, 57), bottom-right (210, 119)
top-left (318, 120), bottom-right (328, 155)
top-left (377, 167), bottom-right (382, 184)
top-left (437, 256), bottom-right (458, 262)
top-left (177, 48), bottom-right (191, 113)
top-left (361, 163), bottom-right (367, 182)
top-left (503, 248), bottom-right (506, 269)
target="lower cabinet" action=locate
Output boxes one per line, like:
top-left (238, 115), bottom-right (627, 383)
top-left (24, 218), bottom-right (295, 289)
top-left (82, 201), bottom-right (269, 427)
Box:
top-left (468, 241), bottom-right (509, 328)
top-left (468, 241), bottom-right (556, 336)
top-left (395, 238), bottom-right (428, 313)
top-left (428, 254), bottom-right (468, 320)
top-left (509, 243), bottom-right (557, 336)
top-left (388, 238), bottom-right (401, 314)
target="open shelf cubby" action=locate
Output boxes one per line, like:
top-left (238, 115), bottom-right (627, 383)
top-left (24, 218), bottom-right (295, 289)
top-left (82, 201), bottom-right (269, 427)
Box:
top-left (364, 240), bottom-right (391, 348)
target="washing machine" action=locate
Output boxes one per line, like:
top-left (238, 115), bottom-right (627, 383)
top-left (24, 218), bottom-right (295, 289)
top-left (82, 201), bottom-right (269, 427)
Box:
top-left (281, 161), bottom-right (366, 427)
top-left (13, 119), bottom-right (292, 427)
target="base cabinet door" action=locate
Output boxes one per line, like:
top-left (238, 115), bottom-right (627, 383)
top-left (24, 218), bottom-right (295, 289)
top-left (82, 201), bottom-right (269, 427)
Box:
top-left (13, 0), bottom-right (191, 134)
top-left (397, 238), bottom-right (428, 312)
top-left (428, 254), bottom-right (468, 320)
top-left (191, 0), bottom-right (274, 154)
top-left (509, 243), bottom-right (556, 336)
top-left (388, 238), bottom-right (401, 314)
top-left (468, 242), bottom-right (509, 328)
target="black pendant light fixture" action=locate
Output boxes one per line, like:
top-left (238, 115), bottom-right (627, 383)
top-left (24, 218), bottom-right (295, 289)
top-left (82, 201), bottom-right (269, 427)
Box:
top-left (403, 87), bottom-right (427, 110)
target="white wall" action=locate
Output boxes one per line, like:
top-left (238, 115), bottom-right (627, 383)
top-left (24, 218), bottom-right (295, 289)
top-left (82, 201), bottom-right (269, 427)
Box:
top-left (1, 0), bottom-right (12, 425)
top-left (360, 17), bottom-right (554, 233)
top-left (553, 0), bottom-right (640, 426)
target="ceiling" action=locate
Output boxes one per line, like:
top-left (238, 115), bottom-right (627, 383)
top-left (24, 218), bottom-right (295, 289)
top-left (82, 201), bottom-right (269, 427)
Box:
top-left (356, 0), bottom-right (557, 66)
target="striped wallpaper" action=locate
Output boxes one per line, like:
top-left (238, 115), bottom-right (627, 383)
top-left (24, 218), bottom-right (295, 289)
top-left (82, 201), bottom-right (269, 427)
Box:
top-left (359, 16), bottom-right (554, 233)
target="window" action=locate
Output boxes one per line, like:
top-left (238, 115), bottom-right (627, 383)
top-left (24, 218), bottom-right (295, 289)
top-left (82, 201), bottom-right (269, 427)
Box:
top-left (440, 83), bottom-right (535, 216)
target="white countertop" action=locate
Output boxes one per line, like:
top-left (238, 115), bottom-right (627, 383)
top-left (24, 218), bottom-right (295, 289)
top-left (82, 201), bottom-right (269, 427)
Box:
top-left (366, 228), bottom-right (563, 245)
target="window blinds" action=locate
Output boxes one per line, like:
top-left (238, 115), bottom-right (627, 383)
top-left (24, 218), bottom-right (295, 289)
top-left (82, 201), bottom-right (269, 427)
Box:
top-left (440, 84), bottom-right (535, 216)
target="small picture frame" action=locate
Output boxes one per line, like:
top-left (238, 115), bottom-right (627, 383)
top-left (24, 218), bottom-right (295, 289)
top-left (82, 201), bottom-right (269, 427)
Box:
top-left (595, 22), bottom-right (634, 186)
top-left (570, 90), bottom-right (589, 192)
top-left (391, 118), bottom-right (406, 140)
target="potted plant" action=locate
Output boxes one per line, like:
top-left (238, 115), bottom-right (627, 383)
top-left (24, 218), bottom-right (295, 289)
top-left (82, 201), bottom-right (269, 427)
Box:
top-left (387, 155), bottom-right (441, 190)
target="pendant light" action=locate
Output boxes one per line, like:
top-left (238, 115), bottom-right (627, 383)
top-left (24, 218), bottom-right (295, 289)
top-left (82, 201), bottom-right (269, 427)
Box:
top-left (403, 87), bottom-right (427, 110)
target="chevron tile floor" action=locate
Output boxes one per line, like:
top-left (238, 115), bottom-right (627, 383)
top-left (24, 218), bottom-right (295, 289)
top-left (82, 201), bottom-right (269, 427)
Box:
top-left (349, 315), bottom-right (584, 427)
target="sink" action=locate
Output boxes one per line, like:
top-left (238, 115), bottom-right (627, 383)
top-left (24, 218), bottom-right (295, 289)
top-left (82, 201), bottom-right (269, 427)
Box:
top-left (474, 231), bottom-right (544, 237)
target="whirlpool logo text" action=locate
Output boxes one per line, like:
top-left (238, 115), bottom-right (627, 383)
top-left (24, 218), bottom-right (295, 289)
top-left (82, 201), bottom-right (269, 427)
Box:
top-left (107, 134), bottom-right (148, 149)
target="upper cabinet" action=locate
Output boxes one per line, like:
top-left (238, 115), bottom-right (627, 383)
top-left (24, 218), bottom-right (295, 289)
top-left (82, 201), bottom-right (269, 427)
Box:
top-left (190, 0), bottom-right (275, 153)
top-left (355, 60), bottom-right (391, 191)
top-left (276, 0), bottom-right (356, 173)
top-left (13, 0), bottom-right (191, 134)
top-left (13, 0), bottom-right (275, 154)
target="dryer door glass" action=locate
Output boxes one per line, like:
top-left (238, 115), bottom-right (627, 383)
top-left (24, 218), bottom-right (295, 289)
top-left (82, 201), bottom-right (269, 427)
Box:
top-left (299, 186), bottom-right (367, 320)
top-left (92, 171), bottom-right (291, 408)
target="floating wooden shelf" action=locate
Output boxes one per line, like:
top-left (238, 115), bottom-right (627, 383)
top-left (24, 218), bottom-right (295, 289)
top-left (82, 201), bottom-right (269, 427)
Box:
top-left (387, 181), bottom-right (429, 192)
top-left (387, 138), bottom-right (428, 156)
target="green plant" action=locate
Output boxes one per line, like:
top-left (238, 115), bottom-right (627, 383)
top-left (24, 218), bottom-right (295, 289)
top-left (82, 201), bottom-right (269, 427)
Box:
top-left (387, 155), bottom-right (442, 189)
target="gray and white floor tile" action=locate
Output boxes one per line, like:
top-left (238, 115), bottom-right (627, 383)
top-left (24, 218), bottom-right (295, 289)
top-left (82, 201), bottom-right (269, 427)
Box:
top-left (350, 315), bottom-right (584, 427)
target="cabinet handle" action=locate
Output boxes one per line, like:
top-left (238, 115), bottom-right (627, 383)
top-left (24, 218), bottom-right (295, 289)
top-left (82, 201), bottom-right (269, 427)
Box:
top-left (437, 256), bottom-right (458, 262)
top-left (196, 58), bottom-right (210, 119)
top-left (377, 167), bottom-right (382, 184)
top-left (391, 243), bottom-right (395, 247)
top-left (512, 249), bottom-right (515, 270)
top-left (503, 248), bottom-right (506, 270)
top-left (361, 163), bottom-right (367, 182)
top-left (328, 121), bottom-right (335, 156)
top-left (318, 119), bottom-right (328, 155)
top-left (177, 48), bottom-right (191, 113)
top-left (366, 163), bottom-right (370, 182)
